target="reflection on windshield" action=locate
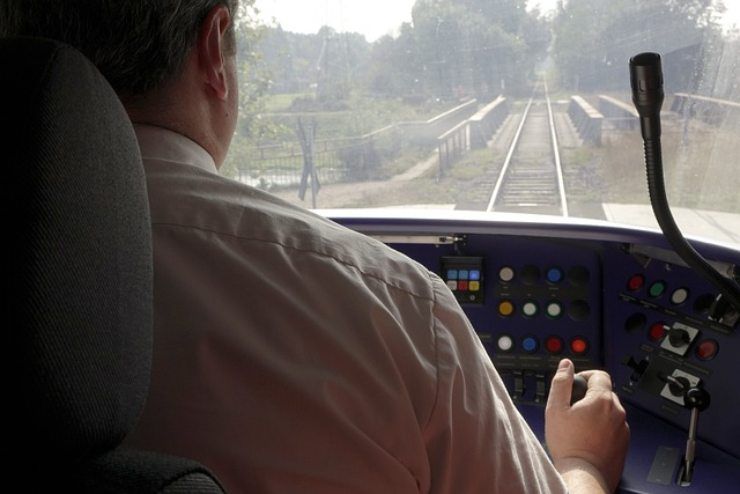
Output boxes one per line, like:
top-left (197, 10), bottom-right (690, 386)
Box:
top-left (227, 0), bottom-right (739, 246)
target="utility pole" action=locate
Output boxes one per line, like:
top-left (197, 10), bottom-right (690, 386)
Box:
top-left (296, 117), bottom-right (320, 208)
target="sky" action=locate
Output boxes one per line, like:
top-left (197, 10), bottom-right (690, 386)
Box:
top-left (255, 0), bottom-right (740, 41)
top-left (256, 0), bottom-right (419, 40)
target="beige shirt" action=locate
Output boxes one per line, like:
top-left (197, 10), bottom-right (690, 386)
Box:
top-left (126, 124), bottom-right (568, 493)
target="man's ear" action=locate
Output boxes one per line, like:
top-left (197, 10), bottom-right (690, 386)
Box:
top-left (197, 4), bottom-right (233, 100)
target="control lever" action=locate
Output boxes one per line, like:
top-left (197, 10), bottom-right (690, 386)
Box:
top-left (623, 355), bottom-right (650, 382)
top-left (680, 386), bottom-right (711, 485)
top-left (570, 374), bottom-right (588, 405)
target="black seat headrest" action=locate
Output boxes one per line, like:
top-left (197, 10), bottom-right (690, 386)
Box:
top-left (4, 36), bottom-right (153, 464)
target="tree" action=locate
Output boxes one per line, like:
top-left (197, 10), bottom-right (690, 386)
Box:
top-left (222, 0), bottom-right (273, 178)
top-left (552, 0), bottom-right (726, 91)
top-left (370, 0), bottom-right (550, 100)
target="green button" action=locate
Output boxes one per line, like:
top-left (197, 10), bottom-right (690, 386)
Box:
top-left (650, 281), bottom-right (666, 297)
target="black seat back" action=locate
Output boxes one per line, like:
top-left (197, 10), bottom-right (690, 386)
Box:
top-left (4, 36), bottom-right (224, 493)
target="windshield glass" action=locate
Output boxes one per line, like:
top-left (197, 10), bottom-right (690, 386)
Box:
top-left (228, 0), bottom-right (740, 247)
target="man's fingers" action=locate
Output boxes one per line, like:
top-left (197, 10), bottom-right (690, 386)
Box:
top-left (579, 370), bottom-right (613, 393)
top-left (547, 358), bottom-right (575, 410)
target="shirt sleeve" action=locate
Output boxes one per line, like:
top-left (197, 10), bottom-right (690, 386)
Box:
top-left (421, 274), bottom-right (568, 494)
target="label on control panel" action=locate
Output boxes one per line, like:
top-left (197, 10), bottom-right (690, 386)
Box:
top-left (646, 446), bottom-right (680, 486)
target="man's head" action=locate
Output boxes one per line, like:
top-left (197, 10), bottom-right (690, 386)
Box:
top-left (1, 0), bottom-right (240, 166)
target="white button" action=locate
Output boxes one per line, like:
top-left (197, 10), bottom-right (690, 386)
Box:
top-left (499, 267), bottom-right (515, 282)
top-left (671, 288), bottom-right (689, 305)
top-left (497, 335), bottom-right (513, 351)
top-left (547, 302), bottom-right (562, 318)
top-left (446, 280), bottom-right (458, 291)
top-left (523, 302), bottom-right (538, 317)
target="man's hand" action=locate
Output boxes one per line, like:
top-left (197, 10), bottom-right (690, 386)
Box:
top-left (545, 359), bottom-right (630, 493)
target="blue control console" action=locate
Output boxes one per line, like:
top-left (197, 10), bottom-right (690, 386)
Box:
top-left (329, 212), bottom-right (740, 493)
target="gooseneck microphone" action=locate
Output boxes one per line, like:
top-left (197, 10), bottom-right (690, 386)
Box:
top-left (630, 52), bottom-right (664, 141)
top-left (630, 52), bottom-right (740, 318)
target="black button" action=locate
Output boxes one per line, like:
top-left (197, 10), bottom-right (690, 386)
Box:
top-left (568, 266), bottom-right (591, 287)
top-left (625, 313), bottom-right (647, 332)
top-left (569, 300), bottom-right (591, 321)
top-left (521, 265), bottom-right (540, 285)
top-left (693, 293), bottom-right (715, 314)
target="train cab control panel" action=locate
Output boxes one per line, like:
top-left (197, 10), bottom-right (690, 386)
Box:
top-left (330, 212), bottom-right (740, 494)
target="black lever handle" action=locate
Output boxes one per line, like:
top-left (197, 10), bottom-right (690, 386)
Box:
top-left (570, 374), bottom-right (588, 405)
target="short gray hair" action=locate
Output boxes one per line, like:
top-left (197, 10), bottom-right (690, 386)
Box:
top-left (0, 0), bottom-right (239, 99)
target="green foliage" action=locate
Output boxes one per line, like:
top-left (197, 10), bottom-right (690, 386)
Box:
top-left (255, 25), bottom-right (370, 101)
top-left (552, 0), bottom-right (725, 91)
top-left (223, 2), bottom-right (292, 178)
top-left (381, 0), bottom-right (550, 100)
top-left (224, 1), bottom-right (551, 180)
top-left (449, 148), bottom-right (500, 180)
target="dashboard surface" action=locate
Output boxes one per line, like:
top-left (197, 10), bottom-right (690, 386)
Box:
top-left (329, 211), bottom-right (740, 493)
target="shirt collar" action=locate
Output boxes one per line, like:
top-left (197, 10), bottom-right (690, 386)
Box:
top-left (134, 124), bottom-right (217, 173)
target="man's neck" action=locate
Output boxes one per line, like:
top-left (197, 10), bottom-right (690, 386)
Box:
top-left (124, 77), bottom-right (225, 169)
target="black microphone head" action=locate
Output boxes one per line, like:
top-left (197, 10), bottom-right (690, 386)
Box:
top-left (630, 52), bottom-right (664, 118)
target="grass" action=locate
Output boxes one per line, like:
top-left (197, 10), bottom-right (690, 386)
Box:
top-left (258, 93), bottom-right (461, 141)
top-left (448, 148), bottom-right (501, 181)
top-left (380, 146), bottom-right (431, 178)
top-left (262, 92), bottom-right (311, 113)
top-left (341, 177), bottom-right (458, 209)
top-left (237, 92), bottom-right (740, 219)
top-left (559, 118), bottom-right (740, 217)
top-left (227, 94), bottom-right (475, 183)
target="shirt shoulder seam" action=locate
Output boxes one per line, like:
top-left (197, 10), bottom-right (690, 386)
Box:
top-left (153, 221), bottom-right (435, 302)
top-left (420, 270), bottom-right (442, 432)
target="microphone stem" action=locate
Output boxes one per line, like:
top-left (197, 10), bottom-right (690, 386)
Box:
top-left (644, 137), bottom-right (740, 311)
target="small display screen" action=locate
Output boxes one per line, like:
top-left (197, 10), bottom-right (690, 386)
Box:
top-left (441, 256), bottom-right (485, 304)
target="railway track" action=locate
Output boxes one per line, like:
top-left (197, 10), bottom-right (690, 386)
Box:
top-left (485, 81), bottom-right (568, 216)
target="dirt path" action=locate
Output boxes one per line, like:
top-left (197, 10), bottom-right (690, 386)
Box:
top-left (272, 151), bottom-right (439, 209)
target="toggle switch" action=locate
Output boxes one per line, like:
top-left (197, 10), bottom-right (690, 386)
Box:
top-left (512, 371), bottom-right (525, 401)
top-left (535, 373), bottom-right (547, 404)
top-left (660, 322), bottom-right (699, 356)
top-left (623, 355), bottom-right (650, 383)
top-left (659, 369), bottom-right (700, 406)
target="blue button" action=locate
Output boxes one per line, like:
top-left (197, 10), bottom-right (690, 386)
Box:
top-left (522, 337), bottom-right (538, 353)
top-left (547, 268), bottom-right (564, 283)
top-left (459, 270), bottom-right (469, 280)
top-left (469, 270), bottom-right (481, 281)
top-left (447, 269), bottom-right (458, 280)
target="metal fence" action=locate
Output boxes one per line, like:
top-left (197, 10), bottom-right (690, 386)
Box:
top-left (436, 96), bottom-right (509, 178)
top-left (671, 93), bottom-right (740, 126)
top-left (237, 100), bottom-right (478, 189)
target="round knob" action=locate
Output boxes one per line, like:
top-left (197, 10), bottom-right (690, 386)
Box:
top-left (669, 328), bottom-right (690, 347)
top-left (668, 376), bottom-right (690, 397)
top-left (570, 375), bottom-right (588, 405)
top-left (685, 387), bottom-right (711, 411)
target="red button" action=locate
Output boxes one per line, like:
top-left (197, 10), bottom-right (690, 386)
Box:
top-left (545, 336), bottom-right (564, 354)
top-left (570, 338), bottom-right (589, 355)
top-left (648, 323), bottom-right (666, 342)
top-left (458, 281), bottom-right (469, 291)
top-left (628, 274), bottom-right (645, 291)
top-left (695, 339), bottom-right (718, 361)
